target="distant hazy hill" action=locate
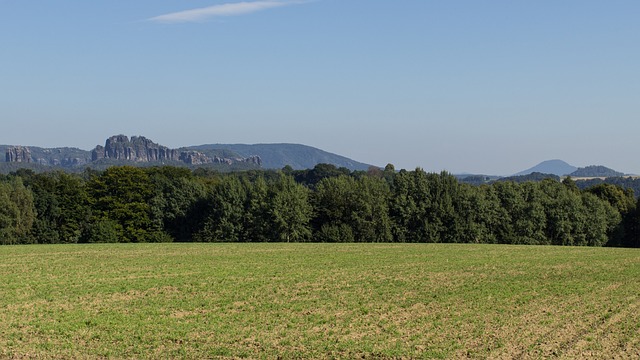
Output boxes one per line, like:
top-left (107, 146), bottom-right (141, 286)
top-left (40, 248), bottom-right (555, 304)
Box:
top-left (515, 160), bottom-right (578, 177)
top-left (2, 138), bottom-right (374, 173)
top-left (189, 143), bottom-right (373, 171)
top-left (569, 165), bottom-right (624, 178)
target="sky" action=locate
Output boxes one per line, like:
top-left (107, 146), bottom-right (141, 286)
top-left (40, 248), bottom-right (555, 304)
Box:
top-left (1, 0), bottom-right (639, 175)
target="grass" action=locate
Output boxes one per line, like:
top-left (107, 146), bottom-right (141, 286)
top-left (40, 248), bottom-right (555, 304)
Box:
top-left (1, 243), bottom-right (639, 359)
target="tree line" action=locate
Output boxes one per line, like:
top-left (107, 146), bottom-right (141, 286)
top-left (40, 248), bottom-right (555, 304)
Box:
top-left (1, 164), bottom-right (638, 247)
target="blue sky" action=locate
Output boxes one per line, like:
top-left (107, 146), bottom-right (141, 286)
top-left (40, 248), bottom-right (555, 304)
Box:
top-left (2, 1), bottom-right (639, 175)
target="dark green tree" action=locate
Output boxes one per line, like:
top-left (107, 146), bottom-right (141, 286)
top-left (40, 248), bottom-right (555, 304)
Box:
top-left (580, 192), bottom-right (621, 246)
top-left (269, 174), bottom-right (312, 242)
top-left (388, 169), bottom-right (461, 243)
top-left (293, 163), bottom-right (351, 188)
top-left (25, 171), bottom-right (89, 244)
top-left (452, 184), bottom-right (501, 244)
top-left (585, 183), bottom-right (635, 246)
top-left (0, 177), bottom-right (35, 245)
top-left (194, 175), bottom-right (248, 242)
top-left (243, 176), bottom-right (272, 242)
top-left (388, 169), bottom-right (422, 242)
top-left (312, 175), bottom-right (391, 242)
top-left (539, 179), bottom-right (583, 246)
top-left (86, 166), bottom-right (159, 243)
top-left (561, 176), bottom-right (580, 193)
top-left (147, 167), bottom-right (207, 242)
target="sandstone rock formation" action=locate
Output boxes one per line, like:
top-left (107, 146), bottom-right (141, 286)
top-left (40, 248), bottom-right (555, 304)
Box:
top-left (237, 155), bottom-right (262, 166)
top-left (92, 135), bottom-right (181, 162)
top-left (179, 151), bottom-right (210, 165)
top-left (4, 135), bottom-right (261, 169)
top-left (34, 157), bottom-right (86, 166)
top-left (5, 146), bottom-right (32, 163)
top-left (91, 135), bottom-right (261, 167)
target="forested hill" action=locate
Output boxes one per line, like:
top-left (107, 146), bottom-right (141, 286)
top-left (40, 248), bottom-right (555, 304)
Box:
top-left (570, 165), bottom-right (624, 178)
top-left (189, 143), bottom-right (373, 171)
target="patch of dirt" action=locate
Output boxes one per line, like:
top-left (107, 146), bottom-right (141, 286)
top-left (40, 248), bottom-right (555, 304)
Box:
top-left (561, 295), bottom-right (640, 358)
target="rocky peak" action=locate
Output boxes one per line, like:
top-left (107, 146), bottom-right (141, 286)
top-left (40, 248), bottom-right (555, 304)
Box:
top-left (4, 136), bottom-right (262, 169)
top-left (91, 135), bottom-right (261, 167)
top-left (5, 146), bottom-right (32, 163)
top-left (93, 135), bottom-right (180, 162)
top-left (93, 135), bottom-right (171, 162)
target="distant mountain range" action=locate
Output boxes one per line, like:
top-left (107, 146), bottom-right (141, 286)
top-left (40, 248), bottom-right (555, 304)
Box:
top-left (0, 136), bottom-right (632, 178)
top-left (514, 160), bottom-right (577, 177)
top-left (457, 160), bottom-right (631, 185)
top-left (190, 143), bottom-right (372, 171)
top-left (1, 135), bottom-right (374, 173)
top-left (514, 160), bottom-right (627, 178)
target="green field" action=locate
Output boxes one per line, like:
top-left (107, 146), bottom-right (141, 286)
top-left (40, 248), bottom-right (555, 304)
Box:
top-left (1, 244), bottom-right (639, 358)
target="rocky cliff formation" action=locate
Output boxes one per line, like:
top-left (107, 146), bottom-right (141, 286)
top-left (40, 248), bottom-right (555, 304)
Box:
top-left (91, 135), bottom-right (261, 167)
top-left (5, 146), bottom-right (32, 163)
top-left (33, 148), bottom-right (90, 167)
top-left (178, 151), bottom-right (261, 166)
top-left (5, 146), bottom-right (91, 166)
top-left (3, 135), bottom-right (263, 169)
top-left (92, 135), bottom-right (181, 162)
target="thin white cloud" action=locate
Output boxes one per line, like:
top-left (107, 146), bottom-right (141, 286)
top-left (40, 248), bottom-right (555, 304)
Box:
top-left (148, 1), bottom-right (303, 24)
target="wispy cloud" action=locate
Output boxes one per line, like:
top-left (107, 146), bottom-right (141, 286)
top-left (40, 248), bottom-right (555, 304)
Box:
top-left (148, 1), bottom-right (304, 24)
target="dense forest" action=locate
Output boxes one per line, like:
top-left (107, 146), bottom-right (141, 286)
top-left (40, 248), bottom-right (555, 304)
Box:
top-left (574, 176), bottom-right (640, 199)
top-left (0, 164), bottom-right (638, 247)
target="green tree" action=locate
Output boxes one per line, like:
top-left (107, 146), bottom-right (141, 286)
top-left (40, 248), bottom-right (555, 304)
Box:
top-left (194, 176), bottom-right (248, 242)
top-left (425, 171), bottom-right (461, 243)
top-left (293, 163), bottom-right (351, 188)
top-left (243, 176), bottom-right (272, 242)
top-left (312, 175), bottom-right (392, 242)
top-left (584, 183), bottom-right (635, 246)
top-left (380, 163), bottom-right (396, 188)
top-left (452, 184), bottom-right (501, 244)
top-left (357, 175), bottom-right (393, 242)
top-left (492, 181), bottom-right (525, 244)
top-left (626, 198), bottom-right (640, 247)
top-left (561, 176), bottom-right (580, 193)
top-left (83, 219), bottom-right (120, 243)
top-left (25, 171), bottom-right (89, 244)
top-left (388, 169), bottom-right (422, 242)
top-left (269, 174), bottom-right (312, 242)
top-left (539, 179), bottom-right (583, 246)
top-left (585, 183), bottom-right (636, 215)
top-left (86, 166), bottom-right (158, 243)
top-left (147, 167), bottom-right (207, 242)
top-left (0, 177), bottom-right (36, 245)
top-left (389, 169), bottom-right (463, 243)
top-left (580, 192), bottom-right (621, 246)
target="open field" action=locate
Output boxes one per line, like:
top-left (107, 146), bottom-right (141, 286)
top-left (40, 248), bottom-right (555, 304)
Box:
top-left (1, 243), bottom-right (639, 359)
